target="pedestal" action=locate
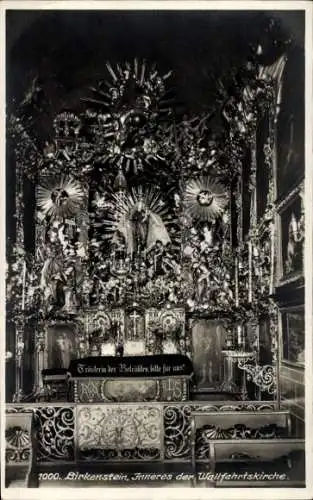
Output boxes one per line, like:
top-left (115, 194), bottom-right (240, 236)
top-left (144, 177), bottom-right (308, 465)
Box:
top-left (221, 351), bottom-right (256, 400)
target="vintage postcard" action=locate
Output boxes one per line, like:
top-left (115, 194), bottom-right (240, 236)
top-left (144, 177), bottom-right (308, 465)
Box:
top-left (1, 1), bottom-right (312, 499)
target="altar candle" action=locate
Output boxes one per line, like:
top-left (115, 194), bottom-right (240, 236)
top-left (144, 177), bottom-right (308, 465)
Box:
top-left (248, 241), bottom-right (252, 302)
top-left (237, 324), bottom-right (242, 347)
top-left (269, 224), bottom-right (275, 295)
top-left (21, 260), bottom-right (26, 311)
top-left (235, 256), bottom-right (239, 307)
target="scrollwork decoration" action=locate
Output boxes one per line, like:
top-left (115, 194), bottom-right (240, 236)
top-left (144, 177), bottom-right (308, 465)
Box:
top-left (237, 361), bottom-right (277, 394)
top-left (35, 407), bottom-right (75, 462)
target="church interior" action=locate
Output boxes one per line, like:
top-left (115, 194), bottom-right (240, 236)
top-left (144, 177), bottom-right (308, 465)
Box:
top-left (5, 10), bottom-right (306, 488)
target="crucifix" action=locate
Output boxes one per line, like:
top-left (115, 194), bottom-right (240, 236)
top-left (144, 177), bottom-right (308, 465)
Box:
top-left (128, 310), bottom-right (142, 340)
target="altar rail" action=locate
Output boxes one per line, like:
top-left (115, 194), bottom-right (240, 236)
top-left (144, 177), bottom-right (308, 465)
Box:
top-left (6, 401), bottom-right (283, 464)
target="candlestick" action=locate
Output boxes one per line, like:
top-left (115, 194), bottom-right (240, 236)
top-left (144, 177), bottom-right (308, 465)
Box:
top-left (21, 260), bottom-right (26, 311)
top-left (269, 224), bottom-right (275, 295)
top-left (235, 255), bottom-right (239, 307)
top-left (248, 241), bottom-right (252, 302)
top-left (237, 324), bottom-right (243, 348)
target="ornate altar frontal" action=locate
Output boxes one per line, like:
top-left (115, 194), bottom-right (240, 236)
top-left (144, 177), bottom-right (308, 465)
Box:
top-left (70, 355), bottom-right (192, 402)
top-left (77, 404), bottom-right (164, 461)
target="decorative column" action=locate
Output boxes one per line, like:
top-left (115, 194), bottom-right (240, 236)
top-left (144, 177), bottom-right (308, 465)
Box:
top-left (269, 298), bottom-right (279, 408)
top-left (13, 160), bottom-right (25, 402)
top-left (31, 322), bottom-right (46, 399)
top-left (248, 134), bottom-right (257, 303)
top-left (264, 118), bottom-right (276, 295)
top-left (248, 240), bottom-right (253, 303)
top-left (234, 253), bottom-right (239, 308)
top-left (235, 165), bottom-right (244, 349)
top-left (12, 318), bottom-right (25, 402)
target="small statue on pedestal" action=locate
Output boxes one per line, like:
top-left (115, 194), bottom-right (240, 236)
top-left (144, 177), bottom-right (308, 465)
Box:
top-left (194, 257), bottom-right (210, 302)
top-left (62, 264), bottom-right (77, 312)
top-left (114, 321), bottom-right (124, 356)
top-left (115, 339), bottom-right (124, 357)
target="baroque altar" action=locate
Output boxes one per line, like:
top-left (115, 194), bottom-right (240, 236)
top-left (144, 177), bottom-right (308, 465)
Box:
top-left (6, 54), bottom-right (288, 404)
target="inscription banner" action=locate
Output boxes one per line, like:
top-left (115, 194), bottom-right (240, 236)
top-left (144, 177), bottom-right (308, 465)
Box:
top-left (69, 354), bottom-right (193, 378)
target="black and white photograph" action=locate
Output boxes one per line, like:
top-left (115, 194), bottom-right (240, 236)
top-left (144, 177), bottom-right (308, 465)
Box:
top-left (2, 1), bottom-right (312, 497)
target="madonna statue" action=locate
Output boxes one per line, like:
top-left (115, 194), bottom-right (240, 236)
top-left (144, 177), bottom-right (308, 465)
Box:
top-left (116, 198), bottom-right (170, 257)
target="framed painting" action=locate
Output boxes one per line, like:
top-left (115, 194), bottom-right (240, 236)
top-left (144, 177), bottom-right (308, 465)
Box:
top-left (191, 319), bottom-right (227, 391)
top-left (276, 46), bottom-right (304, 197)
top-left (258, 315), bottom-right (273, 366)
top-left (278, 192), bottom-right (304, 282)
top-left (281, 308), bottom-right (304, 367)
top-left (46, 323), bottom-right (77, 369)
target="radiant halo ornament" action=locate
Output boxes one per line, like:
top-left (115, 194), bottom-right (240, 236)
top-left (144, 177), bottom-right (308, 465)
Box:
top-left (183, 176), bottom-right (228, 222)
top-left (37, 176), bottom-right (85, 219)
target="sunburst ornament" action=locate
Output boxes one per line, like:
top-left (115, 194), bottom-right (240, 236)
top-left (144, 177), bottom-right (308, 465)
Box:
top-left (37, 177), bottom-right (85, 219)
top-left (84, 59), bottom-right (173, 113)
top-left (83, 59), bottom-right (175, 175)
top-left (183, 177), bottom-right (228, 221)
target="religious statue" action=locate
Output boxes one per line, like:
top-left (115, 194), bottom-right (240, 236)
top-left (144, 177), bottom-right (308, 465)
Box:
top-left (201, 223), bottom-right (214, 250)
top-left (115, 339), bottom-right (124, 357)
top-left (40, 253), bottom-right (65, 311)
top-left (114, 321), bottom-right (124, 356)
top-left (62, 263), bottom-right (77, 312)
top-left (217, 278), bottom-right (234, 307)
top-left (166, 281), bottom-right (179, 304)
top-left (118, 197), bottom-right (170, 257)
top-left (107, 185), bottom-right (172, 261)
top-left (131, 200), bottom-right (149, 254)
top-left (194, 257), bottom-right (211, 302)
top-left (162, 243), bottom-right (181, 275)
top-left (143, 241), bottom-right (161, 278)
